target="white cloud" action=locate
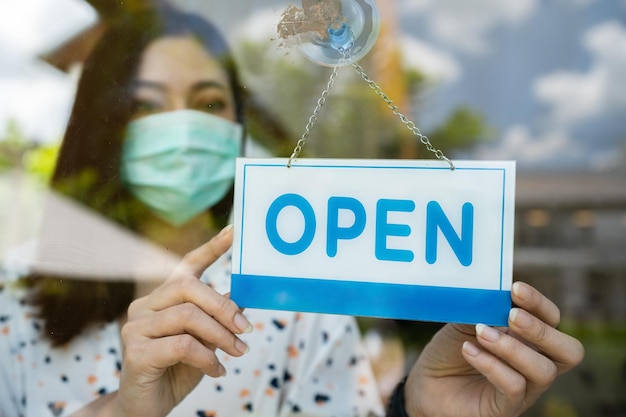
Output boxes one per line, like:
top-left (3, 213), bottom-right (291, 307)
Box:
top-left (0, 0), bottom-right (96, 56)
top-left (475, 125), bottom-right (583, 166)
top-left (484, 19), bottom-right (626, 170)
top-left (0, 63), bottom-right (76, 142)
top-left (0, 0), bottom-right (94, 142)
top-left (400, 36), bottom-right (461, 83)
top-left (233, 6), bottom-right (283, 42)
top-left (583, 20), bottom-right (626, 108)
top-left (589, 149), bottom-right (625, 172)
top-left (557, 0), bottom-right (596, 7)
top-left (397, 0), bottom-right (538, 54)
top-left (533, 20), bottom-right (626, 128)
top-left (533, 70), bottom-right (604, 125)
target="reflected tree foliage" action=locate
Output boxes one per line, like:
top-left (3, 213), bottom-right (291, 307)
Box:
top-left (234, 36), bottom-right (493, 161)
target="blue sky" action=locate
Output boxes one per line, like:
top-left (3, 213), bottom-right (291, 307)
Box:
top-left (395, 0), bottom-right (626, 172)
top-left (1, 0), bottom-right (624, 173)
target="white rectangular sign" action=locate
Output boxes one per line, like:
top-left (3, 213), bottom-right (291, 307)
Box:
top-left (231, 158), bottom-right (516, 325)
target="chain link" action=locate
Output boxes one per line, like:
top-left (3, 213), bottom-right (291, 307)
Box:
top-left (351, 62), bottom-right (455, 170)
top-left (287, 65), bottom-right (342, 167)
top-left (287, 58), bottom-right (454, 170)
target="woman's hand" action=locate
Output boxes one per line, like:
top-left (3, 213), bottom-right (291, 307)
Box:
top-left (404, 281), bottom-right (584, 417)
top-left (114, 225), bottom-right (252, 417)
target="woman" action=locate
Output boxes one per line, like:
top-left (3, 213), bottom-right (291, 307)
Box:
top-left (0, 4), bottom-right (583, 417)
top-left (0, 5), bottom-right (381, 416)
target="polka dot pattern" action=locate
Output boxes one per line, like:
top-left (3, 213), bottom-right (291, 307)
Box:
top-left (1, 251), bottom-right (384, 416)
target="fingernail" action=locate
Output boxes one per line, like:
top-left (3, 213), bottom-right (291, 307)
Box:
top-left (235, 338), bottom-right (250, 355)
top-left (218, 364), bottom-right (227, 377)
top-left (235, 313), bottom-right (253, 334)
top-left (218, 224), bottom-right (233, 237)
top-left (463, 341), bottom-right (481, 357)
top-left (509, 308), bottom-right (532, 329)
top-left (476, 323), bottom-right (500, 342)
top-left (512, 281), bottom-right (530, 302)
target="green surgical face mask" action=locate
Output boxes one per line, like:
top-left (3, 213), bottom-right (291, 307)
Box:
top-left (121, 109), bottom-right (242, 226)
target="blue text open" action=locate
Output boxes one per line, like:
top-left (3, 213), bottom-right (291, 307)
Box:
top-left (231, 158), bottom-right (516, 325)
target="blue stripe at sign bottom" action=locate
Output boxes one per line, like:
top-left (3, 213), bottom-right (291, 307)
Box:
top-left (231, 274), bottom-right (511, 326)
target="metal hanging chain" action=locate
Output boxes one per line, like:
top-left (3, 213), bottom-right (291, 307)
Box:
top-left (287, 65), bottom-right (342, 167)
top-left (287, 46), bottom-right (454, 170)
top-left (351, 62), bottom-right (455, 170)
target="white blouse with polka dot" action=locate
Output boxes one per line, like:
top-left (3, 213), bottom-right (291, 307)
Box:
top-left (0, 250), bottom-right (384, 417)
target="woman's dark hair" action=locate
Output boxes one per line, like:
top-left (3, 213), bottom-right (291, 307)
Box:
top-left (55, 3), bottom-right (245, 218)
top-left (25, 3), bottom-right (246, 346)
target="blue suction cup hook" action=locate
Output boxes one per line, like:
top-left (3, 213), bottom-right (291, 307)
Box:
top-left (298, 0), bottom-right (380, 67)
top-left (328, 22), bottom-right (354, 51)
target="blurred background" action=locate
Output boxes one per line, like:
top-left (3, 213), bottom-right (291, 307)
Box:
top-left (1, 0), bottom-right (625, 415)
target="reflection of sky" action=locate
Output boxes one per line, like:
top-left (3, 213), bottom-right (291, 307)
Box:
top-left (399, 0), bottom-right (626, 172)
top-left (1, 0), bottom-right (625, 171)
top-left (0, 0), bottom-right (96, 142)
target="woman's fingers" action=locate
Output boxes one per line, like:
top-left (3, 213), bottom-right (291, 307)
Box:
top-left (464, 324), bottom-right (558, 416)
top-left (172, 224), bottom-right (234, 277)
top-left (133, 275), bottom-right (252, 334)
top-left (474, 324), bottom-right (558, 387)
top-left (121, 226), bottom-right (254, 381)
top-left (510, 282), bottom-right (585, 370)
top-left (465, 283), bottom-right (585, 412)
top-left (511, 281), bottom-right (560, 328)
top-left (128, 225), bottom-right (253, 337)
top-left (508, 307), bottom-right (585, 371)
top-left (123, 330), bottom-right (226, 378)
top-left (440, 283), bottom-right (584, 417)
top-left (472, 307), bottom-right (583, 384)
top-left (138, 302), bottom-right (250, 357)
top-left (461, 340), bottom-right (527, 416)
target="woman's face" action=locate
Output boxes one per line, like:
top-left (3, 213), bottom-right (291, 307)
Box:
top-left (130, 36), bottom-right (237, 122)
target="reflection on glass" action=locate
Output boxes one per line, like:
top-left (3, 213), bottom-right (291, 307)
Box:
top-left (0, 1), bottom-right (623, 416)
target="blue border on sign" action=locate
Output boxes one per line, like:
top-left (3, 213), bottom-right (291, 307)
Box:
top-left (232, 273), bottom-right (511, 325)
top-left (236, 162), bottom-right (510, 291)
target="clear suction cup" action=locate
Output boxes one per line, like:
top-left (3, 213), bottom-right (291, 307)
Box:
top-left (279, 0), bottom-right (380, 67)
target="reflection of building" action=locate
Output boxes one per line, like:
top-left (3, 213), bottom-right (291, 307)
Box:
top-left (514, 171), bottom-right (626, 322)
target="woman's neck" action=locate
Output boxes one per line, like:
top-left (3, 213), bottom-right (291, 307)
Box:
top-left (131, 211), bottom-right (222, 299)
top-left (139, 211), bottom-right (221, 256)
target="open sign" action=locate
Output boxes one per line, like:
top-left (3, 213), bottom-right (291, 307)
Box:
top-left (231, 158), bottom-right (516, 325)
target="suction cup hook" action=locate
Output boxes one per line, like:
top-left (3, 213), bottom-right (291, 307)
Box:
top-left (292, 0), bottom-right (380, 67)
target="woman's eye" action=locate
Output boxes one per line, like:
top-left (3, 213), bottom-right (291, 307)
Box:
top-left (131, 99), bottom-right (163, 117)
top-left (197, 99), bottom-right (226, 113)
